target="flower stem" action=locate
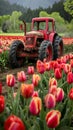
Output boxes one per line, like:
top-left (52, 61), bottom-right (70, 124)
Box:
top-left (60, 81), bottom-right (67, 88)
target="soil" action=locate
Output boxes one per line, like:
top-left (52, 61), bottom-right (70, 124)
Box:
top-left (0, 62), bottom-right (36, 95)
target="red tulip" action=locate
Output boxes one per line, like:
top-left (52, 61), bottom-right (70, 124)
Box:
top-left (4, 115), bottom-right (26, 130)
top-left (54, 68), bottom-right (62, 79)
top-left (17, 71), bottom-right (26, 82)
top-left (60, 63), bottom-right (65, 70)
top-left (68, 88), bottom-right (73, 100)
top-left (44, 94), bottom-right (56, 109)
top-left (29, 97), bottom-right (42, 115)
top-left (56, 88), bottom-right (64, 102)
top-left (21, 83), bottom-right (34, 98)
top-left (6, 74), bottom-right (16, 87)
top-left (0, 82), bottom-right (2, 94)
top-left (32, 74), bottom-right (41, 87)
top-left (0, 95), bottom-right (5, 113)
top-left (53, 61), bottom-right (60, 70)
top-left (67, 71), bottom-right (73, 84)
top-left (27, 66), bottom-right (34, 74)
top-left (49, 78), bottom-right (58, 87)
top-left (36, 60), bottom-right (45, 74)
top-left (46, 110), bottom-right (61, 128)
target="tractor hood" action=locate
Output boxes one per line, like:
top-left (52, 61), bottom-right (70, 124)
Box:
top-left (26, 31), bottom-right (44, 37)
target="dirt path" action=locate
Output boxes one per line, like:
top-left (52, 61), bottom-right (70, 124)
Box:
top-left (0, 66), bottom-right (27, 82)
top-left (0, 63), bottom-right (36, 94)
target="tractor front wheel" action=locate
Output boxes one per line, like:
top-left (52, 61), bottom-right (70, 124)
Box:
top-left (38, 40), bottom-right (53, 62)
top-left (9, 40), bottom-right (24, 68)
top-left (53, 35), bottom-right (63, 60)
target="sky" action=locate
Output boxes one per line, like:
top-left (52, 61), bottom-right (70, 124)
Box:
top-left (7, 0), bottom-right (60, 9)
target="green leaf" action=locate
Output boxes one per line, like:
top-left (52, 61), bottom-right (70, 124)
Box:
top-left (56, 126), bottom-right (73, 130)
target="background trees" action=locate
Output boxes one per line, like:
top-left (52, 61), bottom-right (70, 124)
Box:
top-left (0, 0), bottom-right (73, 36)
top-left (64, 0), bottom-right (73, 16)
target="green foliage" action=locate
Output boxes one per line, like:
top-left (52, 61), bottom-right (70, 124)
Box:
top-left (0, 50), bottom-right (9, 71)
top-left (40, 11), bottom-right (65, 24)
top-left (8, 11), bottom-right (22, 33)
top-left (64, 0), bottom-right (73, 16)
top-left (64, 44), bottom-right (73, 54)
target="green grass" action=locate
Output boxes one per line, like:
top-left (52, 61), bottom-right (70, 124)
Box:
top-left (0, 32), bottom-right (24, 36)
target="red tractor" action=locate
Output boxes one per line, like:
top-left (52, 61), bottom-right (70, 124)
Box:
top-left (9, 17), bottom-right (63, 68)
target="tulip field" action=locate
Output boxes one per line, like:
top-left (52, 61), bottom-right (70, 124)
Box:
top-left (0, 35), bottom-right (73, 130)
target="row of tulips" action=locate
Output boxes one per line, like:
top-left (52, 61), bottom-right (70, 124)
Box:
top-left (0, 53), bottom-right (73, 130)
top-left (0, 36), bottom-right (24, 54)
top-left (0, 36), bottom-right (73, 54)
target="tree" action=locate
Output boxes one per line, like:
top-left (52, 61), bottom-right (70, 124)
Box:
top-left (64, 0), bottom-right (73, 16)
top-left (39, 11), bottom-right (65, 24)
top-left (9, 11), bottom-right (22, 32)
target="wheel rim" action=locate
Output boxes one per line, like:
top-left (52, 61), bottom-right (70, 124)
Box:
top-left (46, 46), bottom-right (53, 61)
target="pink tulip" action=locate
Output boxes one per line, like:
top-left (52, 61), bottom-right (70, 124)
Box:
top-left (69, 53), bottom-right (73, 59)
top-left (49, 78), bottom-right (58, 87)
top-left (49, 85), bottom-right (57, 96)
top-left (6, 74), bottom-right (16, 87)
top-left (56, 88), bottom-right (64, 102)
top-left (29, 97), bottom-right (42, 115)
top-left (44, 62), bottom-right (51, 71)
top-left (44, 94), bottom-right (56, 109)
top-left (68, 88), bottom-right (73, 100)
top-left (32, 91), bottom-right (39, 97)
top-left (63, 63), bottom-right (71, 74)
top-left (27, 66), bottom-right (34, 75)
top-left (70, 59), bottom-right (73, 68)
top-left (17, 71), bottom-right (26, 82)
top-left (46, 110), bottom-right (61, 128)
top-left (36, 60), bottom-right (45, 74)
top-left (67, 71), bottom-right (73, 84)
top-left (32, 74), bottom-right (41, 87)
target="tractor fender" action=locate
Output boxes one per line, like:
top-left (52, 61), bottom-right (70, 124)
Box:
top-left (49, 32), bottom-right (58, 43)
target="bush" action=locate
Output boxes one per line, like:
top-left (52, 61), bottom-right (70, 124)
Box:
top-left (0, 51), bottom-right (9, 71)
top-left (64, 44), bottom-right (73, 54)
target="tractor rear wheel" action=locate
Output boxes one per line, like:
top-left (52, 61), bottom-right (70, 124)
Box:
top-left (38, 40), bottom-right (53, 62)
top-left (53, 35), bottom-right (63, 60)
top-left (9, 40), bottom-right (24, 68)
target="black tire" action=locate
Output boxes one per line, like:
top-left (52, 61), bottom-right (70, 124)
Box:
top-left (9, 40), bottom-right (24, 68)
top-left (38, 40), bottom-right (53, 62)
top-left (53, 35), bottom-right (63, 60)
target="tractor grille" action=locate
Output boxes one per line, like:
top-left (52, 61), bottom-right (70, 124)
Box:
top-left (26, 37), bottom-right (34, 45)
